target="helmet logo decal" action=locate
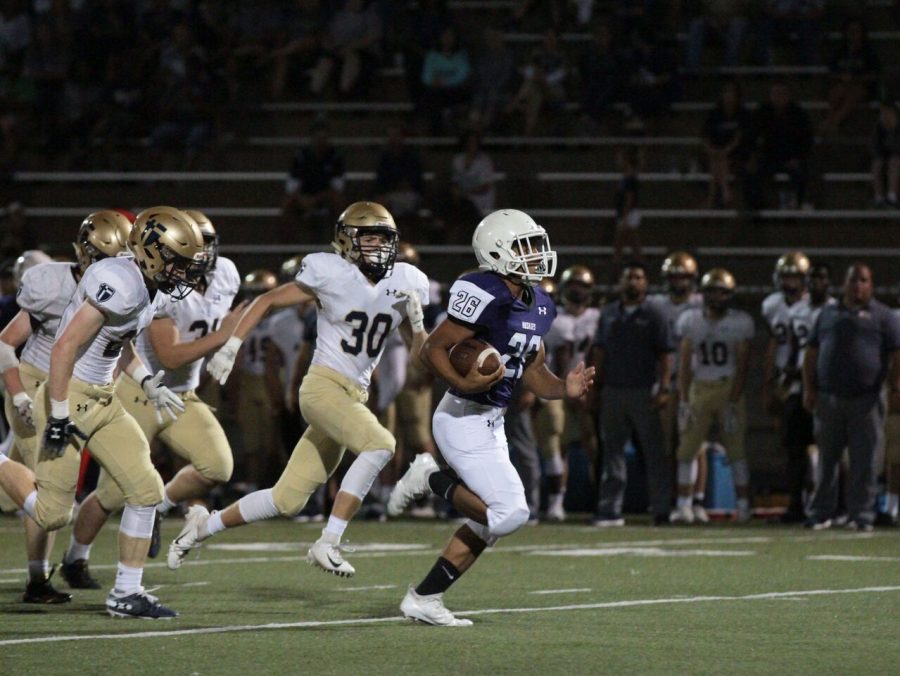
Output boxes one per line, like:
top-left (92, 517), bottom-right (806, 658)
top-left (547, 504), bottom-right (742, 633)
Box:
top-left (142, 218), bottom-right (168, 246)
top-left (96, 283), bottom-right (116, 303)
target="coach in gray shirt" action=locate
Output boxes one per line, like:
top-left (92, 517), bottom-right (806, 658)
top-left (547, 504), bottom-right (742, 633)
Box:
top-left (590, 262), bottom-right (674, 526)
top-left (802, 263), bottom-right (900, 530)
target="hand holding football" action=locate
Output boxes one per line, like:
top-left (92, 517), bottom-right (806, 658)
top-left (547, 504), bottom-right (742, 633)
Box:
top-left (449, 338), bottom-right (503, 377)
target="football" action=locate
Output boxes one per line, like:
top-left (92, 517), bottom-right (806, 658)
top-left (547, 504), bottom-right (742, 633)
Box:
top-left (449, 338), bottom-right (503, 377)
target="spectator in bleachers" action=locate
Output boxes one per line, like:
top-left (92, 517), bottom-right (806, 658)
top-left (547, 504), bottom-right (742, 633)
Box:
top-left (309, 0), bottom-right (382, 96)
top-left (269, 0), bottom-right (324, 99)
top-left (507, 28), bottom-right (569, 135)
top-left (612, 146), bottom-right (642, 271)
top-left (468, 28), bottom-right (515, 132)
top-left (820, 19), bottom-right (881, 136)
top-left (591, 261), bottom-right (674, 527)
top-left (743, 81), bottom-right (813, 210)
top-left (420, 24), bottom-right (471, 135)
top-left (684, 0), bottom-right (749, 72)
top-left (578, 23), bottom-right (624, 131)
top-left (871, 102), bottom-right (900, 208)
top-left (398, 0), bottom-right (455, 109)
top-left (281, 121), bottom-right (346, 237)
top-left (803, 263), bottom-right (900, 531)
top-left (749, 0), bottom-right (825, 67)
top-left (222, 1), bottom-right (295, 102)
top-left (623, 28), bottom-right (680, 131)
top-left (451, 130), bottom-right (496, 217)
top-left (374, 124), bottom-right (425, 218)
top-left (701, 80), bottom-right (752, 207)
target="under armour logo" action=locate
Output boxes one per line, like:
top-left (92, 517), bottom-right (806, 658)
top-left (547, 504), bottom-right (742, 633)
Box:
top-left (486, 419), bottom-right (495, 428)
top-left (538, 307), bottom-right (547, 315)
top-left (76, 403), bottom-right (88, 412)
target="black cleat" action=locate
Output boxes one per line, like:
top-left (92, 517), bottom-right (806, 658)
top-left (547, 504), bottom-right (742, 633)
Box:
top-left (61, 558), bottom-right (101, 590)
top-left (106, 588), bottom-right (177, 619)
top-left (148, 510), bottom-right (162, 559)
top-left (22, 566), bottom-right (72, 604)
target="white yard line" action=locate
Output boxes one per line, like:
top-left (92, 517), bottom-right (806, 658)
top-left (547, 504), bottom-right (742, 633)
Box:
top-left (1, 585), bottom-right (897, 647)
top-left (339, 585), bottom-right (397, 592)
top-left (529, 588), bottom-right (592, 595)
top-left (808, 555), bottom-right (900, 562)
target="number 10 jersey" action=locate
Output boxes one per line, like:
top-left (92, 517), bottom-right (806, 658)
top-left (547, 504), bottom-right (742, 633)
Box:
top-left (295, 252), bottom-right (429, 390)
top-left (676, 307), bottom-right (755, 382)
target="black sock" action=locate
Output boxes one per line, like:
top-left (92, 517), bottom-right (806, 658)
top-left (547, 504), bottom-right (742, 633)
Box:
top-left (428, 471), bottom-right (458, 503)
top-left (415, 556), bottom-right (462, 596)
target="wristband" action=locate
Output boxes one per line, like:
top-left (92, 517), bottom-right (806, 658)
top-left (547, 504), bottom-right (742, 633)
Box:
top-left (223, 336), bottom-right (244, 351)
top-left (12, 391), bottom-right (30, 406)
top-left (132, 363), bottom-right (151, 385)
top-left (50, 398), bottom-right (69, 419)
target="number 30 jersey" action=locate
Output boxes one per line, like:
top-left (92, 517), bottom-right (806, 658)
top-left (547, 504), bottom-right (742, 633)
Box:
top-left (295, 252), bottom-right (429, 389)
top-left (676, 307), bottom-right (755, 382)
top-left (446, 271), bottom-right (557, 408)
top-left (56, 255), bottom-right (154, 385)
top-left (16, 262), bottom-right (80, 374)
top-left (136, 257), bottom-right (241, 392)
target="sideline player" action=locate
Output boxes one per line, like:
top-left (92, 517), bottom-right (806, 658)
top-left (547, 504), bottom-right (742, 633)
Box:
top-left (0, 212), bottom-right (130, 602)
top-left (673, 268), bottom-right (754, 523)
top-left (387, 209), bottom-right (594, 626)
top-left (167, 201), bottom-right (429, 577)
top-left (0, 207), bottom-right (206, 618)
top-left (60, 212), bottom-right (244, 588)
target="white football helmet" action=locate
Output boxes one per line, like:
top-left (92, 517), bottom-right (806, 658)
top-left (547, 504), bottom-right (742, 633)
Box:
top-left (472, 209), bottom-right (557, 286)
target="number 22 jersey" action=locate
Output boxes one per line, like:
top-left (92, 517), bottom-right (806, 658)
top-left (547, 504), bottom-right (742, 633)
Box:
top-left (295, 252), bottom-right (429, 389)
top-left (446, 271), bottom-right (557, 408)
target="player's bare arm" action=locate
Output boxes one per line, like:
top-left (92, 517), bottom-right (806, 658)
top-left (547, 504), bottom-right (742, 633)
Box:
top-left (421, 318), bottom-right (503, 394)
top-left (398, 318), bottom-right (427, 370)
top-left (0, 310), bottom-right (34, 397)
top-left (148, 300), bottom-right (249, 370)
top-left (522, 343), bottom-right (595, 400)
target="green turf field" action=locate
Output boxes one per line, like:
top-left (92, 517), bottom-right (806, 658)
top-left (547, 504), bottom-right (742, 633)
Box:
top-left (0, 513), bottom-right (898, 674)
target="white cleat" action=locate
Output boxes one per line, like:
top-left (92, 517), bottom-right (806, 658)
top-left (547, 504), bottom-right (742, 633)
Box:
top-left (387, 454), bottom-right (438, 517)
top-left (545, 502), bottom-right (566, 522)
top-left (400, 585), bottom-right (473, 627)
top-left (307, 539), bottom-right (355, 577)
top-left (692, 503), bottom-right (710, 523)
top-left (670, 504), bottom-right (695, 524)
top-left (166, 505), bottom-right (210, 570)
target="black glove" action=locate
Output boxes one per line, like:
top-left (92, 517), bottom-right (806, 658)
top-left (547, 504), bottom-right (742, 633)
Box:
top-left (41, 416), bottom-right (86, 458)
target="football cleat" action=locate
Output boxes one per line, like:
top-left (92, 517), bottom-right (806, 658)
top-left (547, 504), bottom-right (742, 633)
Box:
top-left (670, 504), bottom-right (695, 524)
top-left (167, 505), bottom-right (209, 570)
top-left (400, 585), bottom-right (473, 627)
top-left (60, 558), bottom-right (101, 589)
top-left (545, 501), bottom-right (566, 522)
top-left (387, 454), bottom-right (438, 517)
top-left (106, 588), bottom-right (177, 619)
top-left (148, 510), bottom-right (162, 559)
top-left (804, 518), bottom-right (832, 531)
top-left (307, 539), bottom-right (356, 577)
top-left (692, 503), bottom-right (710, 523)
top-left (592, 515), bottom-right (625, 528)
top-left (22, 566), bottom-right (72, 604)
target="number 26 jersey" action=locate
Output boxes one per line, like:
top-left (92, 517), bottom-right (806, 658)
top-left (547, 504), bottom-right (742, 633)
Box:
top-left (676, 307), bottom-right (755, 382)
top-left (446, 271), bottom-right (557, 408)
top-left (295, 252), bottom-right (429, 389)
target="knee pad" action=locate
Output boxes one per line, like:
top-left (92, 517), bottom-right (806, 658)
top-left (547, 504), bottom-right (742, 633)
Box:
top-left (489, 505), bottom-right (531, 538)
top-left (238, 488), bottom-right (280, 523)
top-left (120, 504), bottom-right (156, 539)
top-left (465, 519), bottom-right (499, 547)
top-left (339, 448), bottom-right (393, 500)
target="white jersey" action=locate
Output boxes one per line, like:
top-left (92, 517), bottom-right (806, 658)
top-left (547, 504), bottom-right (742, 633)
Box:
top-left (296, 252), bottom-right (429, 389)
top-left (761, 291), bottom-right (806, 370)
top-left (57, 256), bottom-right (153, 385)
top-left (544, 306), bottom-right (600, 374)
top-left (375, 330), bottom-right (409, 412)
top-left (242, 315), bottom-right (279, 377)
top-left (677, 307), bottom-right (755, 381)
top-left (17, 262), bottom-right (80, 374)
top-left (648, 292), bottom-right (703, 374)
top-left (135, 257), bottom-right (240, 392)
top-left (787, 295), bottom-right (836, 371)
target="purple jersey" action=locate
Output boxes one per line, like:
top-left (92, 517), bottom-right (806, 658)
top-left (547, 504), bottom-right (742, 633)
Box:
top-left (445, 271), bottom-right (557, 408)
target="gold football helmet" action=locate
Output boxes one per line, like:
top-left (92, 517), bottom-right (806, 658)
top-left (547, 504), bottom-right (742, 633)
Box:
top-left (242, 269), bottom-right (278, 296)
top-left (560, 264), bottom-right (594, 305)
top-left (333, 201), bottom-right (400, 281)
top-left (184, 209), bottom-right (218, 272)
top-left (128, 207), bottom-right (206, 300)
top-left (661, 251), bottom-right (698, 278)
top-left (280, 255), bottom-right (305, 282)
top-left (701, 267), bottom-right (736, 312)
top-left (396, 241), bottom-right (420, 267)
top-left (774, 251), bottom-right (810, 282)
top-left (538, 277), bottom-right (558, 299)
top-left (73, 210), bottom-right (133, 272)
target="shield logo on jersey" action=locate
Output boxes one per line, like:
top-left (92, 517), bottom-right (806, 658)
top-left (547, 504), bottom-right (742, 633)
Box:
top-left (96, 282), bottom-right (116, 303)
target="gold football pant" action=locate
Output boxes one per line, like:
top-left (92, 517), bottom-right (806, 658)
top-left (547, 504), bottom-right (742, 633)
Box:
top-left (93, 373), bottom-right (234, 511)
top-left (395, 385), bottom-right (432, 452)
top-left (31, 378), bottom-right (163, 531)
top-left (676, 379), bottom-right (746, 462)
top-left (536, 398), bottom-right (565, 461)
top-left (271, 365), bottom-right (395, 516)
top-left (2, 361), bottom-right (46, 469)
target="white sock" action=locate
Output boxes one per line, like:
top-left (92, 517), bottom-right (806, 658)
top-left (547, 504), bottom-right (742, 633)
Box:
top-left (157, 492), bottom-right (177, 515)
top-left (549, 493), bottom-right (564, 510)
top-left (322, 516), bottom-right (348, 544)
top-left (693, 492), bottom-right (705, 503)
top-left (677, 496), bottom-right (692, 509)
top-left (114, 563), bottom-right (143, 595)
top-left (23, 491), bottom-right (37, 520)
top-left (27, 559), bottom-right (49, 582)
top-left (201, 510), bottom-right (225, 539)
top-left (65, 536), bottom-right (93, 563)
top-left (887, 493), bottom-right (899, 517)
